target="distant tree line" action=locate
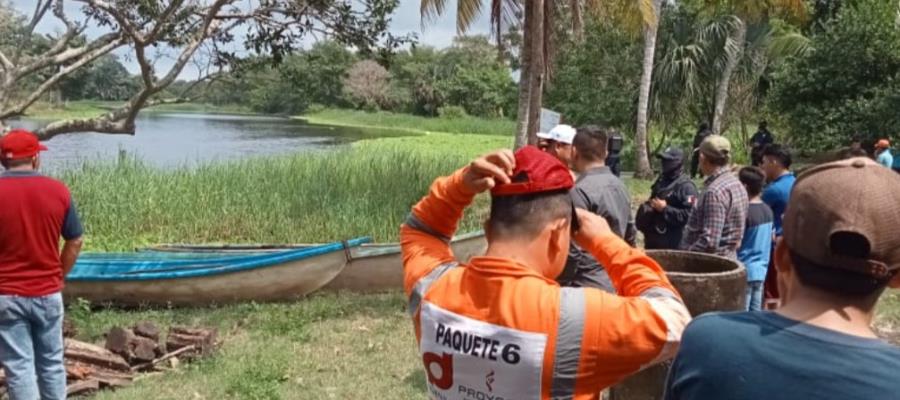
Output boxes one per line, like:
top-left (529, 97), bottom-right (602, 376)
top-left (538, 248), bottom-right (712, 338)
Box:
top-left (180, 36), bottom-right (518, 120)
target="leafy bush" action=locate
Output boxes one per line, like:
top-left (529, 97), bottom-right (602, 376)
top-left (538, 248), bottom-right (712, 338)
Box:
top-left (438, 105), bottom-right (467, 119)
top-left (769, 0), bottom-right (900, 151)
top-left (545, 22), bottom-right (641, 128)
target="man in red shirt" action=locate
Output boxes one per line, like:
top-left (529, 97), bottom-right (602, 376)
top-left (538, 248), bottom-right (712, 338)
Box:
top-left (0, 130), bottom-right (83, 400)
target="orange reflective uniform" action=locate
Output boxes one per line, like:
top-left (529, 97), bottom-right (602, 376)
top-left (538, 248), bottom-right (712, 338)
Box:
top-left (402, 168), bottom-right (692, 400)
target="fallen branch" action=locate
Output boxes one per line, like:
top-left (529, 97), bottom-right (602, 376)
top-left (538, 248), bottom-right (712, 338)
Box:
top-left (130, 344), bottom-right (198, 372)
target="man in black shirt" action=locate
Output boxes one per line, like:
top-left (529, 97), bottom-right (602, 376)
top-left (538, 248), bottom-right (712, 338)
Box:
top-left (749, 121), bottom-right (775, 166)
top-left (636, 148), bottom-right (698, 249)
top-left (690, 122), bottom-right (712, 179)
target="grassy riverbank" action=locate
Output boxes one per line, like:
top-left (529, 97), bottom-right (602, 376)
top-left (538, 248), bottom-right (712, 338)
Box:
top-left (299, 108), bottom-right (516, 136)
top-left (24, 101), bottom-right (253, 120)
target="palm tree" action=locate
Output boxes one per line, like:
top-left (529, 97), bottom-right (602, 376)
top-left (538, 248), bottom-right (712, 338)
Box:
top-left (703, 0), bottom-right (807, 136)
top-left (587, 0), bottom-right (661, 178)
top-left (421, 0), bottom-right (544, 148)
top-left (635, 0), bottom-right (663, 178)
top-left (653, 5), bottom-right (809, 144)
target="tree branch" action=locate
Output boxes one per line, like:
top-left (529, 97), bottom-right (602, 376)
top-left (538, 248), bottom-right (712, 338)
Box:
top-left (26, 0), bottom-right (53, 36)
top-left (0, 51), bottom-right (12, 71)
top-left (35, 0), bottom-right (231, 139)
top-left (14, 32), bottom-right (124, 81)
top-left (0, 39), bottom-right (121, 120)
top-left (145, 0), bottom-right (187, 43)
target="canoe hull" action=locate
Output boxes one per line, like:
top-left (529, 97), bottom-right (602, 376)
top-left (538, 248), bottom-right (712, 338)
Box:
top-left (64, 250), bottom-right (348, 306)
top-left (323, 233), bottom-right (487, 292)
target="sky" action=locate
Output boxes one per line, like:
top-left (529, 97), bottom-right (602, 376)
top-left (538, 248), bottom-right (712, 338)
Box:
top-left (8, 0), bottom-right (491, 77)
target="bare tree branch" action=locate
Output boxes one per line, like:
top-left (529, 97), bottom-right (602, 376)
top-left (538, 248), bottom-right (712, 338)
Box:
top-left (15, 32), bottom-right (125, 80)
top-left (145, 0), bottom-right (187, 43)
top-left (0, 39), bottom-right (121, 120)
top-left (26, 0), bottom-right (52, 36)
top-left (35, 0), bottom-right (231, 139)
top-left (0, 51), bottom-right (12, 71)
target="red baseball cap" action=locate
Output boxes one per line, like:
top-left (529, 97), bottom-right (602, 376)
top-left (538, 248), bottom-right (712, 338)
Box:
top-left (1, 130), bottom-right (47, 160)
top-left (491, 145), bottom-right (574, 196)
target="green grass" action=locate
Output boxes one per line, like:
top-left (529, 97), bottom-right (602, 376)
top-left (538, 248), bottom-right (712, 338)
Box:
top-left (71, 289), bottom-right (899, 400)
top-left (24, 101), bottom-right (118, 120)
top-left (59, 133), bottom-right (508, 252)
top-left (299, 108), bottom-right (517, 136)
top-left (25, 101), bottom-right (253, 121)
top-left (75, 292), bottom-right (425, 400)
top-left (143, 102), bottom-right (253, 115)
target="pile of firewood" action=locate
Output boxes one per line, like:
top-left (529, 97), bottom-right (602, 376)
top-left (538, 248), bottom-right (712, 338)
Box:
top-left (0, 321), bottom-right (217, 398)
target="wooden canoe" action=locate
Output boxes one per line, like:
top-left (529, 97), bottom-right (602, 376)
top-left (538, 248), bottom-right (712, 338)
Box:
top-left (65, 238), bottom-right (369, 306)
top-left (146, 231), bottom-right (488, 293)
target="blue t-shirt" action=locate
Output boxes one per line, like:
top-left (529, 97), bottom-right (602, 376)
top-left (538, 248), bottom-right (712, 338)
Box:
top-left (737, 203), bottom-right (773, 282)
top-left (761, 173), bottom-right (795, 237)
top-left (877, 149), bottom-right (894, 168)
top-left (665, 312), bottom-right (900, 400)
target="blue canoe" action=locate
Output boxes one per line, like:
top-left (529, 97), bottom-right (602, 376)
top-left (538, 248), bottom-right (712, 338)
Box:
top-left (144, 231), bottom-right (488, 293)
top-left (64, 238), bottom-right (369, 306)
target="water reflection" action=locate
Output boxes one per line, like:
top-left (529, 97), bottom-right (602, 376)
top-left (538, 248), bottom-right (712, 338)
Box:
top-left (7, 113), bottom-right (404, 172)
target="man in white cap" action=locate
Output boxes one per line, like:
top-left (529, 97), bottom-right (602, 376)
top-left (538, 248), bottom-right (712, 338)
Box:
top-left (537, 124), bottom-right (577, 168)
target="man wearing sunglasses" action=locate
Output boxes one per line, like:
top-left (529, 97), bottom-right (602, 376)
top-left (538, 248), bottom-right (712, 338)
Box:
top-left (402, 146), bottom-right (690, 400)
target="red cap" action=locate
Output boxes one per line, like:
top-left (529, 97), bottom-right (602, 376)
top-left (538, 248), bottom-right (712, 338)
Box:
top-left (491, 145), bottom-right (574, 196)
top-left (1, 130), bottom-right (47, 160)
top-left (876, 139), bottom-right (891, 149)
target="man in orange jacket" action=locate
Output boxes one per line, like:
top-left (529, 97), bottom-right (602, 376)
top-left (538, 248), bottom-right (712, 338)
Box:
top-left (402, 146), bottom-right (691, 400)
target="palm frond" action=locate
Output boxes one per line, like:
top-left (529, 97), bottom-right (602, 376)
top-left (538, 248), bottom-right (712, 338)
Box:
top-left (767, 31), bottom-right (810, 59)
top-left (456, 0), bottom-right (485, 34)
top-left (420, 0), bottom-right (450, 28)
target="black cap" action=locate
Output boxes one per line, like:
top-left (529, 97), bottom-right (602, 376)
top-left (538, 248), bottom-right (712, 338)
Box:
top-left (656, 147), bottom-right (684, 161)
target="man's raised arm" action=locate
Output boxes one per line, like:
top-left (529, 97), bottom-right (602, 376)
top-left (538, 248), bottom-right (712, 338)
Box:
top-left (401, 150), bottom-right (514, 297)
top-left (573, 210), bottom-right (692, 389)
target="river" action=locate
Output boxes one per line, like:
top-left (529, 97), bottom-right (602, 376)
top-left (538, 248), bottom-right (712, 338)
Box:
top-left (7, 112), bottom-right (401, 171)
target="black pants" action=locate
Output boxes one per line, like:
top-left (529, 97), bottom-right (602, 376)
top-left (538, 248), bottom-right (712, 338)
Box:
top-left (690, 153), bottom-right (700, 178)
top-left (606, 155), bottom-right (621, 177)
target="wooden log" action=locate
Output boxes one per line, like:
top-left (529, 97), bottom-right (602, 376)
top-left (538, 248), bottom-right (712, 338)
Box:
top-left (131, 336), bottom-right (158, 363)
top-left (66, 379), bottom-right (100, 397)
top-left (105, 327), bottom-right (159, 364)
top-left (63, 318), bottom-right (77, 338)
top-left (91, 369), bottom-right (134, 388)
top-left (65, 363), bottom-right (95, 380)
top-left (65, 339), bottom-right (131, 372)
top-left (133, 321), bottom-right (160, 342)
top-left (166, 327), bottom-right (217, 358)
top-left (105, 327), bottom-right (136, 360)
top-left (131, 344), bottom-right (197, 372)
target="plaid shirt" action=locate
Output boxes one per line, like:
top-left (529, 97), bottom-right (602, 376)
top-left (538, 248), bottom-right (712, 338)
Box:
top-left (681, 168), bottom-right (749, 258)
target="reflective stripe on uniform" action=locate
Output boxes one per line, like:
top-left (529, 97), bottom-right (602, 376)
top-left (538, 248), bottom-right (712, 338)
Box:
top-left (405, 213), bottom-right (451, 243)
top-left (639, 287), bottom-right (682, 302)
top-left (550, 287), bottom-right (586, 399)
top-left (408, 261), bottom-right (459, 318)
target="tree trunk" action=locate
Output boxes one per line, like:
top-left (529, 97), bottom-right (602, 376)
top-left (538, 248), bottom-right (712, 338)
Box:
top-left (526, 0), bottom-right (544, 146)
top-left (514, 0), bottom-right (545, 149)
top-left (513, 0), bottom-right (536, 149)
top-left (571, 0), bottom-right (584, 43)
top-left (634, 0), bottom-right (662, 179)
top-left (711, 17), bottom-right (747, 136)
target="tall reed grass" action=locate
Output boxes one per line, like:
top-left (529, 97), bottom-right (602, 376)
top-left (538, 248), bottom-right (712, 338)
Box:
top-left (60, 143), bottom-right (493, 252)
